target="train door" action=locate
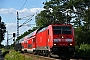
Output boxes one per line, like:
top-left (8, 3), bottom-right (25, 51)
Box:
top-left (32, 36), bottom-right (36, 49)
top-left (28, 38), bottom-right (32, 49)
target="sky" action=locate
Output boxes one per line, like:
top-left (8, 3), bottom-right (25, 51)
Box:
top-left (0, 0), bottom-right (48, 45)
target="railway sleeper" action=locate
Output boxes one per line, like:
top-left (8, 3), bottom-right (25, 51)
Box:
top-left (35, 50), bottom-right (49, 57)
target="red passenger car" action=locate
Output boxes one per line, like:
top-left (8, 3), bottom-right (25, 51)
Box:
top-left (21, 36), bottom-right (28, 52)
top-left (21, 30), bottom-right (37, 53)
top-left (26, 36), bottom-right (36, 53)
top-left (34, 24), bottom-right (75, 57)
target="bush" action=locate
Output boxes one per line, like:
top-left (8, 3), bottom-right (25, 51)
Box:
top-left (75, 44), bottom-right (90, 56)
top-left (79, 44), bottom-right (90, 51)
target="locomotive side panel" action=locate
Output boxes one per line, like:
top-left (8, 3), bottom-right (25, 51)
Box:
top-left (47, 25), bottom-right (53, 48)
top-left (36, 30), bottom-right (49, 50)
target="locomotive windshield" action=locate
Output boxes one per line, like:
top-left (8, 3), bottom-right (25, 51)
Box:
top-left (53, 26), bottom-right (72, 34)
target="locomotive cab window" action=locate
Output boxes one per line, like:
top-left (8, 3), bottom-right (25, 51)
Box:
top-left (53, 26), bottom-right (72, 34)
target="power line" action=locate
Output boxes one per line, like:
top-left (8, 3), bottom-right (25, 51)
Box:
top-left (19, 14), bottom-right (35, 27)
top-left (20, 0), bottom-right (27, 10)
top-left (20, 15), bottom-right (34, 20)
top-left (17, 11), bottom-right (35, 38)
top-left (6, 0), bottom-right (28, 42)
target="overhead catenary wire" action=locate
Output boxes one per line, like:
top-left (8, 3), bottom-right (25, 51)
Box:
top-left (20, 0), bottom-right (27, 10)
top-left (19, 14), bottom-right (35, 27)
top-left (9, 0), bottom-right (28, 34)
top-left (8, 37), bottom-right (13, 40)
top-left (20, 15), bottom-right (35, 19)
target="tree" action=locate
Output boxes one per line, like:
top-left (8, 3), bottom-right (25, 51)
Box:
top-left (75, 26), bottom-right (90, 45)
top-left (35, 0), bottom-right (69, 27)
top-left (64, 0), bottom-right (90, 28)
top-left (35, 0), bottom-right (88, 27)
top-left (0, 16), bottom-right (6, 46)
top-left (84, 8), bottom-right (90, 29)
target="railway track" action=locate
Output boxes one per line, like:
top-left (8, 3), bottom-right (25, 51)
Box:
top-left (21, 53), bottom-right (90, 60)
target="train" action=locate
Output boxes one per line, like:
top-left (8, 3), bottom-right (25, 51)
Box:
top-left (14, 24), bottom-right (75, 57)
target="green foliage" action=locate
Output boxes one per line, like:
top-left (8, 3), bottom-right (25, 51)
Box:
top-left (65, 0), bottom-right (90, 27)
top-left (35, 0), bottom-right (68, 27)
top-left (5, 50), bottom-right (25, 60)
top-left (0, 16), bottom-right (6, 45)
top-left (5, 50), bottom-right (33, 60)
top-left (75, 44), bottom-right (90, 56)
top-left (79, 44), bottom-right (90, 51)
top-left (35, 0), bottom-right (90, 28)
top-left (75, 26), bottom-right (90, 45)
top-left (1, 48), bottom-right (8, 53)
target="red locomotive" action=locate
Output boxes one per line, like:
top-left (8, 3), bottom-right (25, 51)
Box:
top-left (15, 24), bottom-right (75, 57)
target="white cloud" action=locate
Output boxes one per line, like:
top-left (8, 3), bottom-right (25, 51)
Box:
top-left (1, 8), bottom-right (44, 45)
top-left (6, 23), bottom-right (16, 27)
top-left (6, 23), bottom-right (17, 34)
top-left (5, 23), bottom-right (34, 35)
top-left (0, 8), bottom-right (16, 15)
top-left (0, 8), bottom-right (44, 16)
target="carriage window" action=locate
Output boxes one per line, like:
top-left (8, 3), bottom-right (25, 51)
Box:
top-left (48, 30), bottom-right (49, 35)
top-left (53, 26), bottom-right (72, 34)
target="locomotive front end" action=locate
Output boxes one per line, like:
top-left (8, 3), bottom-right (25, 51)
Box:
top-left (52, 24), bottom-right (75, 56)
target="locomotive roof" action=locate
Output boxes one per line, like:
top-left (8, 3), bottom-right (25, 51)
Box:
top-left (36, 24), bottom-right (72, 32)
top-left (27, 29), bottom-right (38, 38)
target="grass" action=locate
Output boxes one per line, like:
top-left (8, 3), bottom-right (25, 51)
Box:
top-left (3, 48), bottom-right (50, 60)
top-left (4, 50), bottom-right (33, 60)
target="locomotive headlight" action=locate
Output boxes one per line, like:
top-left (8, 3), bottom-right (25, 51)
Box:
top-left (54, 39), bottom-right (61, 42)
top-left (62, 36), bottom-right (64, 38)
top-left (65, 39), bottom-right (73, 42)
top-left (54, 44), bottom-right (56, 45)
top-left (70, 43), bottom-right (72, 46)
